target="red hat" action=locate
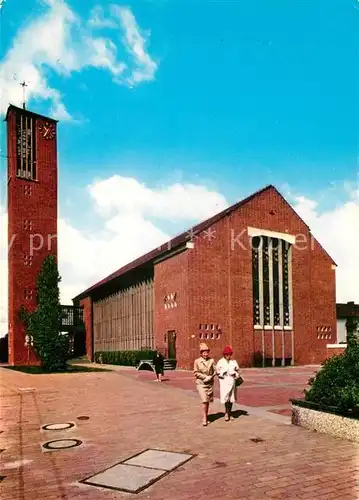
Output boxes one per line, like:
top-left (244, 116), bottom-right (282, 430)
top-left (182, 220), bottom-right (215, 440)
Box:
top-left (223, 346), bottom-right (233, 355)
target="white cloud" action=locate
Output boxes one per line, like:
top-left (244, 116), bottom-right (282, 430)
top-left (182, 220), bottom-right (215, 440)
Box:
top-left (87, 5), bottom-right (118, 29)
top-left (111, 6), bottom-right (158, 85)
top-left (0, 1), bottom-right (157, 118)
top-left (292, 191), bottom-right (359, 304)
top-left (88, 175), bottom-right (228, 220)
top-left (1, 178), bottom-right (358, 338)
top-left (83, 37), bottom-right (126, 76)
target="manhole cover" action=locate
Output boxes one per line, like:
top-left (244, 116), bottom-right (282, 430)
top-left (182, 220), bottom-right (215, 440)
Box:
top-left (250, 438), bottom-right (265, 443)
top-left (42, 439), bottom-right (82, 450)
top-left (77, 416), bottom-right (89, 420)
top-left (42, 423), bottom-right (75, 431)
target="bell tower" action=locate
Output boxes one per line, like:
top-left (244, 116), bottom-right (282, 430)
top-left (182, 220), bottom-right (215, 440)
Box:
top-left (6, 105), bottom-right (58, 365)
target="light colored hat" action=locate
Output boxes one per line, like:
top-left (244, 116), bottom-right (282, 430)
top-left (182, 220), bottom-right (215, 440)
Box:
top-left (199, 343), bottom-right (209, 352)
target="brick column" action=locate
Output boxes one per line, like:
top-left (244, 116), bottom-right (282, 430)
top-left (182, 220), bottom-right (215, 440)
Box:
top-left (80, 297), bottom-right (93, 361)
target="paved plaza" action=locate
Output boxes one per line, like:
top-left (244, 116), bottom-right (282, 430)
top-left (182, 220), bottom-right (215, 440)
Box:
top-left (1, 364), bottom-right (358, 499)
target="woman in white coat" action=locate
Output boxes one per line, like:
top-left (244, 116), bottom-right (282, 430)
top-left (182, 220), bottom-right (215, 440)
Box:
top-left (216, 346), bottom-right (241, 421)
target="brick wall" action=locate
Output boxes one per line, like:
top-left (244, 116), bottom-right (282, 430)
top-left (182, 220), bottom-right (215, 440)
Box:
top-left (80, 297), bottom-right (93, 361)
top-left (7, 108), bottom-right (58, 365)
top-left (155, 187), bottom-right (336, 369)
top-left (305, 237), bottom-right (337, 364)
top-left (154, 251), bottom-right (190, 367)
top-left (187, 213), bottom-right (231, 367)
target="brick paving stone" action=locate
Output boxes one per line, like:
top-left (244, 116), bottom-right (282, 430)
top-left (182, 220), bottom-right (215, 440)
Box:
top-left (117, 364), bottom-right (316, 413)
top-left (0, 366), bottom-right (358, 500)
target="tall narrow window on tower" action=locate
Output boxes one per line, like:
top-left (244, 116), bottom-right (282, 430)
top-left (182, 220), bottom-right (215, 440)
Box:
top-left (252, 236), bottom-right (293, 329)
top-left (16, 112), bottom-right (36, 180)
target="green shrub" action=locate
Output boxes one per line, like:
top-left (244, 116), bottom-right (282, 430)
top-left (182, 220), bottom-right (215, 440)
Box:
top-left (304, 319), bottom-right (359, 413)
top-left (94, 350), bottom-right (156, 366)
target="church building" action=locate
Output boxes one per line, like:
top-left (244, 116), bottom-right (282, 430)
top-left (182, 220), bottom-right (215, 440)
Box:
top-left (6, 103), bottom-right (337, 369)
top-left (73, 185), bottom-right (337, 369)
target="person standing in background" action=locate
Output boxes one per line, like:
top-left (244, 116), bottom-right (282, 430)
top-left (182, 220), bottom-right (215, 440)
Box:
top-left (152, 351), bottom-right (165, 382)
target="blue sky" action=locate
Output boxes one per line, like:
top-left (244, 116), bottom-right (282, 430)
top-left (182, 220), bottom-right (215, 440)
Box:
top-left (1, 0), bottom-right (357, 199)
top-left (0, 0), bottom-right (358, 320)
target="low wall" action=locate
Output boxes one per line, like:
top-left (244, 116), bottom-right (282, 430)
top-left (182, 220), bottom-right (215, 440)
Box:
top-left (326, 343), bottom-right (347, 359)
top-left (292, 403), bottom-right (359, 444)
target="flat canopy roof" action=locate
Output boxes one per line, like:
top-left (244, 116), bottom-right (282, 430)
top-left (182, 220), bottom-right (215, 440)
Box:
top-left (336, 302), bottom-right (359, 319)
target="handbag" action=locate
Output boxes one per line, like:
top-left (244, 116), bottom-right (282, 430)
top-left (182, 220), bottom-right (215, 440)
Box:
top-left (235, 375), bottom-right (244, 387)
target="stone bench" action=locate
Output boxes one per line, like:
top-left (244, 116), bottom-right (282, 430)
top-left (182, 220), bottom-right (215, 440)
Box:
top-left (137, 359), bottom-right (177, 371)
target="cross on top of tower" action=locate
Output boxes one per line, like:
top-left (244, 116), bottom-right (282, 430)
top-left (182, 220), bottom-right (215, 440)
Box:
top-left (20, 81), bottom-right (28, 110)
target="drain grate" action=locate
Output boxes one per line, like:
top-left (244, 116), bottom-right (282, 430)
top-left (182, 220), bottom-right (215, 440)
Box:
top-left (42, 439), bottom-right (82, 452)
top-left (77, 416), bottom-right (89, 420)
top-left (42, 423), bottom-right (75, 431)
top-left (81, 449), bottom-right (194, 494)
top-left (250, 438), bottom-right (265, 443)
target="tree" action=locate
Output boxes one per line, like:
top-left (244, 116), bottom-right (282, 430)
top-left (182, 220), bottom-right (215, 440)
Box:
top-left (346, 316), bottom-right (359, 349)
top-left (20, 255), bottom-right (69, 371)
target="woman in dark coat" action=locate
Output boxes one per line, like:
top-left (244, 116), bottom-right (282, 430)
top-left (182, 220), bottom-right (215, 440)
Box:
top-left (152, 351), bottom-right (165, 382)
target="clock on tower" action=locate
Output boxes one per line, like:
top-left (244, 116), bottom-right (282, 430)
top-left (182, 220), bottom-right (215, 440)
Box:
top-left (39, 121), bottom-right (56, 140)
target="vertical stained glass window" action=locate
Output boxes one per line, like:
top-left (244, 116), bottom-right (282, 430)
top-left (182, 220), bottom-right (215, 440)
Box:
top-left (282, 240), bottom-right (290, 327)
top-left (252, 235), bottom-right (292, 329)
top-left (272, 238), bottom-right (280, 326)
top-left (252, 236), bottom-right (261, 325)
top-left (262, 237), bottom-right (270, 325)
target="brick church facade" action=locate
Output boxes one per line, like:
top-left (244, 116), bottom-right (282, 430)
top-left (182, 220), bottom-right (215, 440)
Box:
top-left (74, 185), bottom-right (337, 370)
top-left (6, 105), bottom-right (58, 365)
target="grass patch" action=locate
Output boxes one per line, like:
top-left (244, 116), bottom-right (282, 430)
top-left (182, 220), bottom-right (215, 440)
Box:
top-left (3, 364), bottom-right (111, 374)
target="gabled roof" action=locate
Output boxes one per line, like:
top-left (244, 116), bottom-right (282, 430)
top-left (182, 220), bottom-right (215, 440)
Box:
top-left (72, 184), bottom-right (332, 301)
top-left (336, 302), bottom-right (359, 319)
top-left (5, 104), bottom-right (58, 123)
top-left (73, 184), bottom-right (271, 301)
